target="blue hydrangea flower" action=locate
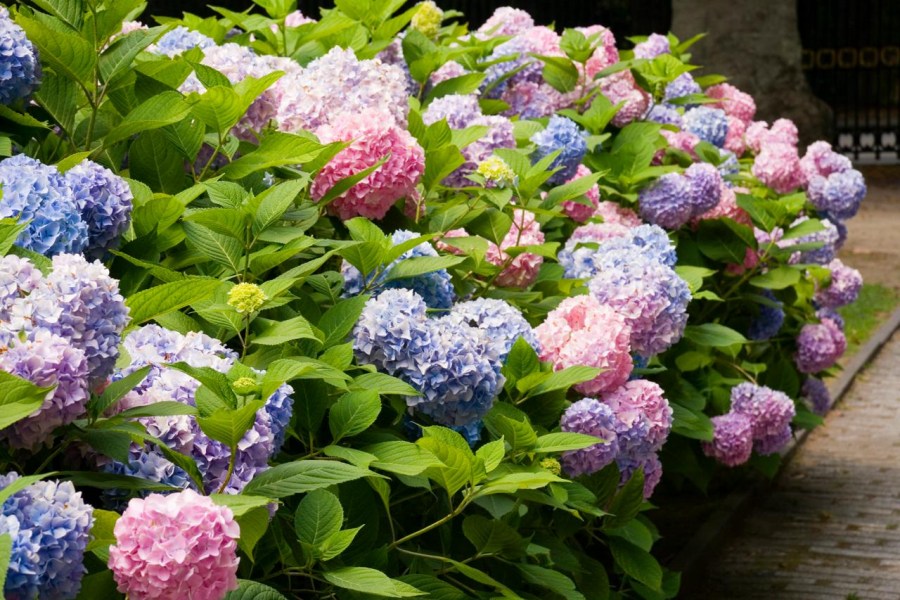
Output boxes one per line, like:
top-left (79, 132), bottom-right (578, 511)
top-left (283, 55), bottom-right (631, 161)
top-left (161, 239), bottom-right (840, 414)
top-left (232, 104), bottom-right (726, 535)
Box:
top-left (262, 382), bottom-right (294, 455)
top-left (444, 297), bottom-right (540, 360)
top-left (65, 160), bottom-right (133, 260)
top-left (683, 106), bottom-right (728, 148)
top-left (684, 162), bottom-right (723, 215)
top-left (150, 26), bottom-right (216, 57)
top-left (0, 155), bottom-right (88, 256)
top-left (801, 377), bottom-right (830, 415)
top-left (342, 229), bottom-right (455, 309)
top-left (0, 7), bottom-right (41, 105)
top-left (645, 103), bottom-right (683, 127)
top-left (0, 473), bottom-right (93, 600)
top-left (560, 398), bottom-right (619, 477)
top-left (663, 73), bottom-right (701, 105)
top-left (353, 289), bottom-right (433, 376)
top-left (748, 290), bottom-right (785, 340)
top-left (639, 172), bottom-right (694, 229)
top-left (806, 169), bottom-right (866, 221)
top-left (788, 216), bottom-right (841, 265)
top-left (101, 448), bottom-right (193, 509)
top-left (530, 116), bottom-right (588, 184)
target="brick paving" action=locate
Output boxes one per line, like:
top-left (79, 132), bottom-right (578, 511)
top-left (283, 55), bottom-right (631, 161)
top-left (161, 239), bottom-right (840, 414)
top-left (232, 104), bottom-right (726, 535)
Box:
top-left (695, 330), bottom-right (900, 599)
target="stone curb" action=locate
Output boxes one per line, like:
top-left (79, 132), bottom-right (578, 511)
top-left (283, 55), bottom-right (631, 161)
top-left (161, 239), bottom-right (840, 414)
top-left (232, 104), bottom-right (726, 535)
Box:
top-left (671, 306), bottom-right (900, 596)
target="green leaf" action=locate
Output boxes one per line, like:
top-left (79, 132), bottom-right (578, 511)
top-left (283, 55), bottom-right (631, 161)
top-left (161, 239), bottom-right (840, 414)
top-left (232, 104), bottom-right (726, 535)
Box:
top-left (324, 567), bottom-right (425, 597)
top-left (608, 537), bottom-right (662, 590)
top-left (318, 155), bottom-right (390, 206)
top-left (252, 315), bottom-right (320, 346)
top-left (318, 294), bottom-right (370, 348)
top-left (350, 372), bottom-right (419, 396)
top-left (295, 489), bottom-right (343, 546)
top-left (196, 400), bottom-right (264, 447)
top-left (535, 432), bottom-right (606, 453)
top-left (0, 371), bottom-right (53, 430)
top-left (329, 390), bottom-right (381, 441)
top-left (463, 515), bottom-right (527, 558)
top-left (560, 28), bottom-right (594, 63)
top-left (0, 533), bottom-right (10, 593)
top-left (697, 219), bottom-right (752, 263)
top-left (183, 221), bottom-right (244, 272)
top-left (606, 469), bottom-right (645, 529)
top-left (222, 132), bottom-right (326, 177)
top-left (33, 72), bottom-right (80, 135)
top-left (85, 509), bottom-right (119, 560)
top-left (366, 441), bottom-right (441, 476)
top-left (251, 179), bottom-right (306, 234)
top-left (243, 460), bottom-right (382, 498)
top-left (0, 219), bottom-right (26, 257)
top-left (30, 0), bottom-right (84, 29)
top-left (528, 366), bottom-right (602, 396)
top-left (467, 209), bottom-right (512, 245)
top-left (533, 54), bottom-right (579, 93)
top-left (105, 91), bottom-right (194, 146)
top-left (683, 323), bottom-right (747, 348)
top-left (517, 564), bottom-right (585, 600)
top-left (210, 494), bottom-right (275, 517)
top-left (126, 278), bottom-right (221, 324)
top-left (502, 337), bottom-right (540, 383)
top-left (674, 265), bottom-right (716, 294)
top-left (100, 27), bottom-right (163, 83)
top-left (383, 255), bottom-right (465, 282)
top-left (425, 72), bottom-right (486, 102)
top-left (16, 14), bottom-right (94, 86)
top-left (750, 266), bottom-right (801, 290)
top-left (319, 526), bottom-right (362, 560)
top-left (395, 576), bottom-right (470, 600)
top-left (423, 145), bottom-right (465, 190)
top-left (477, 471), bottom-right (564, 496)
top-left (224, 580), bottom-right (287, 600)
top-left (475, 438), bottom-right (505, 473)
top-left (484, 413), bottom-right (538, 451)
top-left (130, 130), bottom-right (187, 194)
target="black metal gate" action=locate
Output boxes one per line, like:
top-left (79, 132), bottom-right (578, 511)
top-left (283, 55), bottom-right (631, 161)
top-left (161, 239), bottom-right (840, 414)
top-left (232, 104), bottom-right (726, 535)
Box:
top-left (799, 0), bottom-right (900, 161)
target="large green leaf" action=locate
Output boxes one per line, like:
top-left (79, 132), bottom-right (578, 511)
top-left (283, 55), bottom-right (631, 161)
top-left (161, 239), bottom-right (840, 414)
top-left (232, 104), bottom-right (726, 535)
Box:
top-left (0, 371), bottom-right (53, 430)
top-left (220, 133), bottom-right (327, 179)
top-left (294, 489), bottom-right (343, 546)
top-left (329, 390), bottom-right (381, 441)
top-left (683, 323), bottom-right (747, 348)
top-left (243, 460), bottom-right (382, 498)
top-left (105, 91), bottom-right (195, 146)
top-left (125, 278), bottom-right (221, 324)
top-left (323, 567), bottom-right (425, 598)
top-left (17, 14), bottom-right (94, 86)
top-left (224, 580), bottom-right (287, 600)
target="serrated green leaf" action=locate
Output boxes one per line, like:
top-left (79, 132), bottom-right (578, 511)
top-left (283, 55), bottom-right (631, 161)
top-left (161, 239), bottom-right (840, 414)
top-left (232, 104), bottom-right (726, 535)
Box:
top-left (295, 489), bottom-right (343, 546)
top-left (0, 371), bottom-right (54, 430)
top-left (105, 91), bottom-right (194, 146)
top-left (125, 278), bottom-right (221, 324)
top-left (243, 460), bottom-right (383, 498)
top-left (324, 567), bottom-right (425, 597)
top-left (329, 390), bottom-right (381, 441)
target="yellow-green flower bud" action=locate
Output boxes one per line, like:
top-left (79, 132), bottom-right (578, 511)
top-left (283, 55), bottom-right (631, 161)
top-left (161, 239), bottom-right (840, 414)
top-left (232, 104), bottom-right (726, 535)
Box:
top-left (411, 1), bottom-right (443, 38)
top-left (540, 457), bottom-right (562, 476)
top-left (476, 156), bottom-right (516, 187)
top-left (227, 282), bottom-right (268, 314)
top-left (232, 376), bottom-right (258, 395)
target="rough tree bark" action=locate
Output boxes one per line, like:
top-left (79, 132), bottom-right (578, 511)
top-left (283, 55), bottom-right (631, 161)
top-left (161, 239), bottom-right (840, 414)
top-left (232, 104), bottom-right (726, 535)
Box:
top-left (672, 0), bottom-right (832, 147)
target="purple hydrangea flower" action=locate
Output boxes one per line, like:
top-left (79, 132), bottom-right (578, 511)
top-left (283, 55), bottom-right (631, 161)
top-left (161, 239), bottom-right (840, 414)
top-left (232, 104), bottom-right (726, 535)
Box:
top-left (801, 377), bottom-right (831, 415)
top-left (729, 382), bottom-right (796, 448)
top-left (806, 169), bottom-right (866, 221)
top-left (683, 107), bottom-right (729, 148)
top-left (633, 33), bottom-right (670, 59)
top-left (149, 26), bottom-right (215, 57)
top-left (423, 94), bottom-right (481, 130)
top-left (0, 155), bottom-right (88, 256)
top-left (560, 398), bottom-right (619, 477)
top-left (342, 229), bottom-right (455, 309)
top-left (477, 7), bottom-right (535, 37)
top-left (0, 328), bottom-right (90, 451)
top-left (795, 317), bottom-right (846, 373)
top-left (702, 412), bottom-right (754, 467)
top-left (100, 448), bottom-right (193, 508)
top-left (645, 103), bottom-right (683, 127)
top-left (747, 290), bottom-right (785, 340)
top-left (0, 7), bottom-right (41, 105)
top-left (639, 172), bottom-right (694, 229)
top-left (603, 379), bottom-right (672, 456)
top-left (444, 298), bottom-right (540, 360)
top-left (664, 73), bottom-right (701, 104)
top-left (815, 258), bottom-right (862, 308)
top-left (754, 425), bottom-right (793, 455)
top-left (588, 250), bottom-right (691, 357)
top-left (530, 116), bottom-right (587, 185)
top-left (788, 216), bottom-right (841, 265)
top-left (0, 473), bottom-right (93, 600)
top-left (684, 162), bottom-right (723, 215)
top-left (616, 452), bottom-right (663, 498)
top-left (65, 159), bottom-right (133, 260)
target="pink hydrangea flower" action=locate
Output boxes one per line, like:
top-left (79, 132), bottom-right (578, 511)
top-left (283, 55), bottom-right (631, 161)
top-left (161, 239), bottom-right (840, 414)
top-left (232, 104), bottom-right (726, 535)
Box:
top-left (723, 116), bottom-right (747, 155)
top-left (751, 143), bottom-right (805, 194)
top-left (745, 118), bottom-right (799, 154)
top-left (485, 209), bottom-right (545, 287)
top-left (657, 129), bottom-right (700, 163)
top-left (311, 110), bottom-right (425, 221)
top-left (578, 25), bottom-right (619, 78)
top-left (703, 412), bottom-right (754, 467)
top-left (593, 201), bottom-right (643, 227)
top-left (706, 83), bottom-right (756, 124)
top-left (477, 6), bottom-right (535, 37)
top-left (430, 60), bottom-right (467, 86)
top-left (559, 165), bottom-right (601, 222)
top-left (602, 380), bottom-right (673, 454)
top-left (109, 489), bottom-right (240, 600)
top-left (600, 71), bottom-right (650, 127)
top-left (799, 140), bottom-right (852, 180)
top-left (534, 295), bottom-right (633, 396)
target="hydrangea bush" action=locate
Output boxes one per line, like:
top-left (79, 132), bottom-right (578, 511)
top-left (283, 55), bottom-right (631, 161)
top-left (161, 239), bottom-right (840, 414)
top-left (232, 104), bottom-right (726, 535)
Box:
top-left (0, 2), bottom-right (866, 599)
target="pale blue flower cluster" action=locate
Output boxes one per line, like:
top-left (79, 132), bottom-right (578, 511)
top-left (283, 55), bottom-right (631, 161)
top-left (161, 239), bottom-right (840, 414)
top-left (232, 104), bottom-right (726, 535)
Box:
top-left (806, 169), bottom-right (866, 220)
top-left (0, 473), bottom-right (93, 600)
top-left (342, 229), bottom-right (455, 309)
top-left (65, 159), bottom-right (133, 259)
top-left (559, 223), bottom-right (676, 280)
top-left (0, 7), bottom-right (41, 105)
top-left (663, 73), bottom-right (701, 105)
top-left (443, 298), bottom-right (540, 360)
top-left (150, 26), bottom-right (216, 57)
top-left (530, 116), bottom-right (588, 184)
top-left (683, 106), bottom-right (729, 147)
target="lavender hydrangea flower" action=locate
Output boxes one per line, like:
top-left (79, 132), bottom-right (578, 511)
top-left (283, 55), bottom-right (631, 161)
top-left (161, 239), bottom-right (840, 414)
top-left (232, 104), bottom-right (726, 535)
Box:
top-left (0, 255), bottom-right (40, 320)
top-left (639, 172), bottom-right (694, 229)
top-left (795, 317), bottom-right (846, 373)
top-left (645, 103), bottom-right (683, 127)
top-left (684, 162), bottom-right (723, 215)
top-left (0, 329), bottom-right (90, 451)
top-left (729, 382), bottom-right (796, 451)
top-left (0, 155), bottom-right (88, 256)
top-left (806, 169), bottom-right (866, 220)
top-left (530, 116), bottom-right (587, 184)
top-left (683, 107), bottom-right (729, 148)
top-left (815, 258), bottom-right (862, 308)
top-left (65, 159), bottom-right (133, 259)
top-left (588, 250), bottom-right (691, 357)
top-left (0, 473), bottom-right (94, 600)
top-left (702, 412), bottom-right (754, 467)
top-left (149, 26), bottom-right (215, 57)
top-left (664, 73), bottom-right (701, 104)
top-left (560, 224), bottom-right (677, 280)
top-left (0, 7), bottom-right (41, 104)
top-left (560, 398), bottom-right (619, 477)
top-left (616, 452), bottom-right (663, 498)
top-left (477, 6), bottom-right (535, 37)
top-left (444, 298), bottom-right (540, 360)
top-left (801, 377), bottom-right (831, 415)
top-left (353, 289), bottom-right (432, 376)
top-left (747, 290), bottom-right (785, 340)
top-left (603, 380), bottom-right (672, 456)
top-left (342, 230), bottom-right (455, 309)
top-left (633, 33), bottom-right (670, 59)
top-left (788, 216), bottom-right (840, 265)
top-left (754, 425), bottom-right (793, 455)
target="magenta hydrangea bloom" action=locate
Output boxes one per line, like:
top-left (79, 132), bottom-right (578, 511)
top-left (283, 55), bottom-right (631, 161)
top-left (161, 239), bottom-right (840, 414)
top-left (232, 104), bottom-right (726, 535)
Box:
top-left (534, 295), bottom-right (633, 396)
top-left (799, 141), bottom-right (852, 180)
top-left (602, 380), bottom-right (672, 456)
top-left (0, 329), bottom-right (89, 451)
top-left (311, 109), bottom-right (425, 221)
top-left (485, 209), bottom-right (545, 288)
top-left (815, 258), bottom-right (862, 308)
top-left (588, 251), bottom-right (691, 357)
top-left (703, 412), bottom-right (754, 467)
top-left (745, 118), bottom-right (800, 154)
top-left (560, 165), bottom-right (601, 222)
top-left (706, 83), bottom-right (756, 124)
top-left (600, 71), bottom-right (650, 127)
top-left (795, 317), bottom-right (847, 373)
top-left (729, 382), bottom-right (796, 452)
top-left (277, 47), bottom-right (409, 132)
top-left (560, 398), bottom-right (619, 477)
top-left (109, 489), bottom-right (240, 600)
top-left (752, 143), bottom-right (805, 194)
top-left (633, 33), bottom-right (670, 59)
top-left (616, 452), bottom-right (663, 498)
top-left (801, 377), bottom-right (831, 415)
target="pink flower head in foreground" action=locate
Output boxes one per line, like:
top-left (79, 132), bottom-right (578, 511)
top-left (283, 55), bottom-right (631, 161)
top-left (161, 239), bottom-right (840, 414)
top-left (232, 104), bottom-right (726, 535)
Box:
top-left (706, 83), bottom-right (756, 124)
top-left (600, 71), bottom-right (650, 127)
top-left (578, 25), bottom-right (619, 78)
top-left (602, 379), bottom-right (673, 455)
top-left (594, 201), bottom-right (643, 227)
top-left (534, 295), bottom-right (633, 395)
top-left (312, 110), bottom-right (425, 220)
top-left (751, 143), bottom-right (805, 194)
top-left (109, 489), bottom-right (240, 600)
top-left (744, 118), bottom-right (800, 154)
top-left (485, 209), bottom-right (545, 287)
